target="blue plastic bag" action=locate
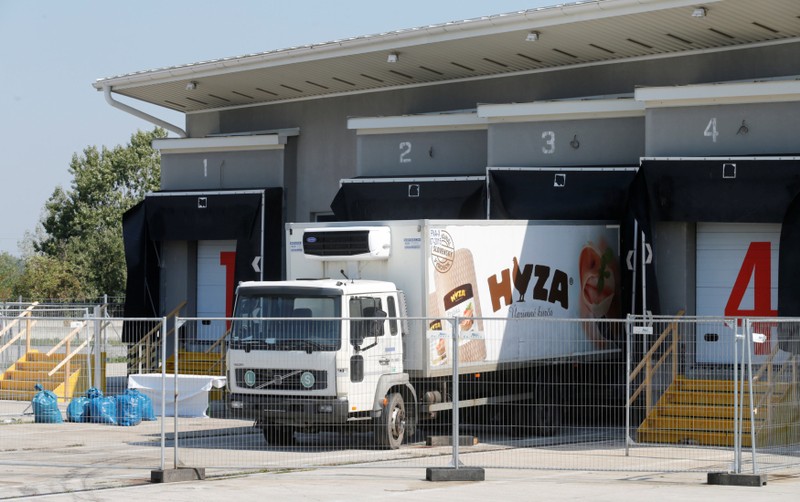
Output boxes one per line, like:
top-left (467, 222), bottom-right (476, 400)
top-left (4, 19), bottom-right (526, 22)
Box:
top-left (32, 383), bottom-right (63, 423)
top-left (87, 394), bottom-right (118, 425)
top-left (126, 389), bottom-right (156, 421)
top-left (66, 397), bottom-right (90, 423)
top-left (115, 392), bottom-right (141, 426)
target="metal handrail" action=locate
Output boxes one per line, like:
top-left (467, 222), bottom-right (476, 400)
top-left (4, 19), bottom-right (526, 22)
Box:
top-left (127, 302), bottom-right (186, 373)
top-left (205, 328), bottom-right (229, 354)
top-left (46, 321), bottom-right (88, 356)
top-left (0, 303), bottom-right (39, 339)
top-left (202, 328), bottom-right (229, 374)
top-left (751, 344), bottom-right (798, 433)
top-left (0, 319), bottom-right (39, 357)
top-left (627, 311), bottom-right (684, 412)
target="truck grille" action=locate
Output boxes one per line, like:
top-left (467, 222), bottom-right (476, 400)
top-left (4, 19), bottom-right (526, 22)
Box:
top-left (303, 230), bottom-right (370, 256)
top-left (236, 368), bottom-right (327, 391)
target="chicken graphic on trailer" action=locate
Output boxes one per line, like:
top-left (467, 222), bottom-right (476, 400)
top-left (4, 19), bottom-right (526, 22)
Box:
top-left (227, 220), bottom-right (622, 449)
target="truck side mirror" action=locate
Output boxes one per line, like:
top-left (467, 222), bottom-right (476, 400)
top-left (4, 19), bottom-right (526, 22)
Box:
top-left (351, 307), bottom-right (386, 351)
top-left (369, 308), bottom-right (387, 337)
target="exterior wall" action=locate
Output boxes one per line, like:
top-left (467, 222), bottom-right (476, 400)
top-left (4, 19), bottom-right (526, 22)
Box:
top-left (356, 130), bottom-right (487, 176)
top-left (488, 117), bottom-right (644, 167)
top-left (651, 222), bottom-right (697, 316)
top-left (189, 41), bottom-right (800, 224)
top-left (175, 40), bottom-right (800, 317)
top-left (645, 101), bottom-right (800, 157)
top-left (160, 149), bottom-right (286, 191)
top-left (161, 240), bottom-right (196, 318)
top-left (643, 95), bottom-right (800, 317)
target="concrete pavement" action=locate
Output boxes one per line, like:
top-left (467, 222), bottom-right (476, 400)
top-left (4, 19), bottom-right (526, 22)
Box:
top-left (9, 464), bottom-right (800, 501)
top-left (3, 398), bottom-right (800, 501)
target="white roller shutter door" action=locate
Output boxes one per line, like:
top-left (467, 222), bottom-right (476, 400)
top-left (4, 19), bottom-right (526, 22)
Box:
top-left (197, 240), bottom-right (237, 341)
top-left (695, 223), bottom-right (780, 363)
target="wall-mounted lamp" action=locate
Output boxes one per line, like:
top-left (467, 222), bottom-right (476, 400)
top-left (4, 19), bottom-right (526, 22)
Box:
top-left (525, 31), bottom-right (541, 42)
top-left (387, 53), bottom-right (399, 63)
top-left (692, 7), bottom-right (707, 18)
top-left (186, 81), bottom-right (198, 90)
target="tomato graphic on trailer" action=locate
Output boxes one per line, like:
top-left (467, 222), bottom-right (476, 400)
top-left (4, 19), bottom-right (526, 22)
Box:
top-left (197, 240), bottom-right (237, 341)
top-left (695, 223), bottom-right (780, 363)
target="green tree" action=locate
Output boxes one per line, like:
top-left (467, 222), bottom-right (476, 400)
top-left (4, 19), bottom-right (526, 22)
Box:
top-left (15, 255), bottom-right (84, 300)
top-left (0, 252), bottom-right (23, 300)
top-left (29, 127), bottom-right (166, 298)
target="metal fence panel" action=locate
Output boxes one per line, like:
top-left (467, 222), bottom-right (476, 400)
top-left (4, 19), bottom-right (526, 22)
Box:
top-left (625, 316), bottom-right (740, 472)
top-left (2, 311), bottom-right (799, 476)
top-left (744, 318), bottom-right (800, 473)
top-left (0, 315), bottom-right (165, 471)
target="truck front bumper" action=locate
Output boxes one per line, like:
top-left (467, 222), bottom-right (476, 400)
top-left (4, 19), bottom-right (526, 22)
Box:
top-left (230, 393), bottom-right (349, 425)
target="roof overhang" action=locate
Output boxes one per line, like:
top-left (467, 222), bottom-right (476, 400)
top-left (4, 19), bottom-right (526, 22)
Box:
top-left (348, 111), bottom-right (487, 134)
top-left (152, 132), bottom-right (295, 154)
top-left (93, 0), bottom-right (800, 114)
top-left (635, 78), bottom-right (800, 107)
top-left (478, 97), bottom-right (644, 122)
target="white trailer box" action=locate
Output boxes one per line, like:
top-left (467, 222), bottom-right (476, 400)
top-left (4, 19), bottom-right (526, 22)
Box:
top-left (287, 220), bottom-right (621, 377)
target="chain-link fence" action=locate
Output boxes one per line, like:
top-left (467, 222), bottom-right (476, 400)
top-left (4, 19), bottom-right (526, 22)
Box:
top-left (1, 311), bottom-right (798, 477)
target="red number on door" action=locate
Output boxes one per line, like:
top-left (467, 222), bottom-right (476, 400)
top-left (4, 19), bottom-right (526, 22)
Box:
top-left (723, 241), bottom-right (776, 354)
top-left (220, 251), bottom-right (236, 330)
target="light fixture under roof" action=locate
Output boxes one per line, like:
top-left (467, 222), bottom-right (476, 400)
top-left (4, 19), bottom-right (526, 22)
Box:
top-left (692, 7), bottom-right (707, 18)
top-left (186, 81), bottom-right (198, 90)
top-left (387, 52), bottom-right (399, 63)
top-left (525, 31), bottom-right (540, 42)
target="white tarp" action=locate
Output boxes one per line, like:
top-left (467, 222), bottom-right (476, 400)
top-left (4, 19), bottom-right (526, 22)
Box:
top-left (127, 373), bottom-right (226, 418)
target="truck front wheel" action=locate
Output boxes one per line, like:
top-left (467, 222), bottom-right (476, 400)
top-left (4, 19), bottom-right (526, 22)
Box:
top-left (375, 392), bottom-right (405, 449)
top-left (263, 425), bottom-right (295, 447)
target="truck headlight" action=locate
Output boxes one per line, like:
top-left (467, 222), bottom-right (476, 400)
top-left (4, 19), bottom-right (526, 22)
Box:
top-left (318, 404), bottom-right (334, 413)
top-left (230, 401), bottom-right (244, 409)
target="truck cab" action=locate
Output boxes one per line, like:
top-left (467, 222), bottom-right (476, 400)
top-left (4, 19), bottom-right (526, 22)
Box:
top-left (228, 279), bottom-right (417, 449)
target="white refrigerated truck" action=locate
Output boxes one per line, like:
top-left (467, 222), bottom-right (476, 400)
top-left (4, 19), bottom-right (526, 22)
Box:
top-left (227, 220), bottom-right (622, 448)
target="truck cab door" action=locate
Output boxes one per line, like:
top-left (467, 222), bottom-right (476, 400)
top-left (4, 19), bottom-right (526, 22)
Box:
top-left (346, 294), bottom-right (403, 413)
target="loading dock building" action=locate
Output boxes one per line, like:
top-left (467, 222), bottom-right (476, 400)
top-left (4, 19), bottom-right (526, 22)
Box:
top-left (94, 0), bottom-right (800, 358)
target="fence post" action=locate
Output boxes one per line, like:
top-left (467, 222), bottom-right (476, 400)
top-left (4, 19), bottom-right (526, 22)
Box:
top-left (645, 351), bottom-right (653, 413)
top-left (733, 318), bottom-right (741, 474)
top-left (745, 319), bottom-right (759, 475)
top-left (449, 317), bottom-right (461, 469)
top-left (93, 306), bottom-right (102, 391)
top-left (173, 316), bottom-right (183, 469)
top-left (160, 316), bottom-right (167, 472)
top-left (625, 314), bottom-right (632, 455)
top-left (85, 311), bottom-right (92, 393)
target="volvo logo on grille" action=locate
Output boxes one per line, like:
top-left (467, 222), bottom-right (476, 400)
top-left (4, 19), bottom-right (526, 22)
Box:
top-left (300, 371), bottom-right (316, 389)
top-left (244, 370), bottom-right (256, 387)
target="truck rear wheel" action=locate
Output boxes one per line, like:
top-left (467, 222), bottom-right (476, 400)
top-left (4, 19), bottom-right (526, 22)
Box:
top-left (263, 425), bottom-right (295, 446)
top-left (375, 392), bottom-right (405, 449)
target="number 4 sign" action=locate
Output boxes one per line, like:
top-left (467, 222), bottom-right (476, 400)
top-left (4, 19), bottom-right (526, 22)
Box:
top-left (723, 241), bottom-right (777, 354)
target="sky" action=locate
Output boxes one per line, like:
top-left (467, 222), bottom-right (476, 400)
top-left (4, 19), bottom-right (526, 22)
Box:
top-left (0, 0), bottom-right (558, 257)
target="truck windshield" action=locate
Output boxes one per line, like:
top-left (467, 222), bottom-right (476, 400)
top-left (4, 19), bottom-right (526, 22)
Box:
top-left (230, 294), bottom-right (341, 351)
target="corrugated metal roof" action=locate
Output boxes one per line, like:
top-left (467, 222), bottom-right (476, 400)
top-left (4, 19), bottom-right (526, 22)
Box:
top-left (92, 0), bottom-right (800, 113)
